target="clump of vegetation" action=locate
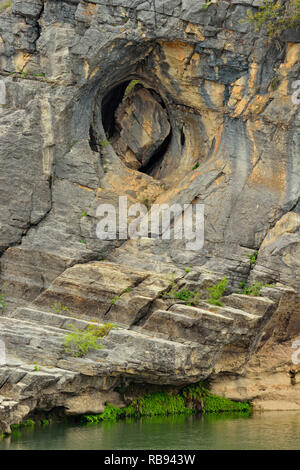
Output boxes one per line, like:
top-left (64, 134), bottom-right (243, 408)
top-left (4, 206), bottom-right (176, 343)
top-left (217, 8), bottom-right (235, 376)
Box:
top-left (270, 75), bottom-right (281, 91)
top-left (40, 419), bottom-right (50, 426)
top-left (206, 277), bottom-right (228, 306)
top-left (64, 326), bottom-right (102, 357)
top-left (201, 1), bottom-right (212, 10)
top-left (84, 394), bottom-right (190, 424)
top-left (0, 1), bottom-right (12, 12)
top-left (182, 382), bottom-right (207, 411)
top-left (248, 250), bottom-right (258, 265)
top-left (82, 382), bottom-right (251, 424)
top-left (182, 382), bottom-right (251, 414)
top-left (163, 279), bottom-right (201, 306)
top-left (64, 323), bottom-right (115, 357)
top-left (192, 163), bottom-right (200, 170)
top-left (84, 405), bottom-right (123, 423)
top-left (11, 419), bottom-right (35, 431)
top-left (124, 392), bottom-right (189, 418)
top-left (111, 296), bottom-right (119, 305)
top-left (51, 302), bottom-right (70, 314)
top-left (86, 323), bottom-right (115, 338)
top-left (174, 288), bottom-right (201, 306)
top-left (239, 281), bottom-right (274, 296)
top-left (201, 392), bottom-right (251, 414)
top-left (99, 140), bottom-right (111, 150)
top-left (20, 69), bottom-right (28, 79)
top-left (239, 281), bottom-right (262, 296)
top-left (245, 0), bottom-right (300, 38)
top-left (0, 282), bottom-right (7, 313)
top-left (123, 79), bottom-right (140, 101)
top-left (69, 140), bottom-right (77, 153)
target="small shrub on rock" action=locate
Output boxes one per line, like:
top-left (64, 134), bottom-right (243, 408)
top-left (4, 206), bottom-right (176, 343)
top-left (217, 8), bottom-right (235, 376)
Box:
top-left (245, 0), bottom-right (300, 38)
top-left (206, 277), bottom-right (228, 306)
top-left (64, 323), bottom-right (115, 357)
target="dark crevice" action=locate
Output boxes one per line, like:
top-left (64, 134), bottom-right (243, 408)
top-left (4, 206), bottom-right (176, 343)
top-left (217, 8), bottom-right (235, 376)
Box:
top-left (89, 125), bottom-right (98, 152)
top-left (180, 127), bottom-right (185, 147)
top-left (101, 81), bottom-right (130, 138)
top-left (290, 196), bottom-right (300, 214)
top-left (148, 87), bottom-right (167, 109)
top-left (139, 129), bottom-right (172, 176)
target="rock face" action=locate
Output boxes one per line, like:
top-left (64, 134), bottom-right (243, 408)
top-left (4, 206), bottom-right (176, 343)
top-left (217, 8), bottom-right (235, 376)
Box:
top-left (0, 0), bottom-right (299, 431)
top-left (113, 85), bottom-right (171, 170)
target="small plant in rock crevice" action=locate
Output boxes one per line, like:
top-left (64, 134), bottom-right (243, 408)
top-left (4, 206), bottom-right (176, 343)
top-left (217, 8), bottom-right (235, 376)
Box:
top-left (239, 281), bottom-right (262, 296)
top-left (206, 277), bottom-right (228, 306)
top-left (99, 140), bottom-right (111, 151)
top-left (239, 281), bottom-right (274, 296)
top-left (86, 323), bottom-right (115, 338)
top-left (20, 69), bottom-right (28, 79)
top-left (64, 323), bottom-right (115, 357)
top-left (123, 79), bottom-right (140, 101)
top-left (163, 280), bottom-right (201, 307)
top-left (174, 288), bottom-right (201, 306)
top-left (51, 302), bottom-right (70, 314)
top-left (201, 1), bottom-right (212, 10)
top-left (111, 296), bottom-right (119, 305)
top-left (248, 251), bottom-right (258, 265)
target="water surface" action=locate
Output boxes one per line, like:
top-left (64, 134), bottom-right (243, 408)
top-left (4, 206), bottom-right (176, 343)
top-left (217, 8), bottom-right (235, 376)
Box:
top-left (1, 411), bottom-right (300, 450)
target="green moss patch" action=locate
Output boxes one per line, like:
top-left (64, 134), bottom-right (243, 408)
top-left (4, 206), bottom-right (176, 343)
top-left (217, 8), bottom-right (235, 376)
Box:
top-left (11, 419), bottom-right (35, 431)
top-left (82, 382), bottom-right (251, 424)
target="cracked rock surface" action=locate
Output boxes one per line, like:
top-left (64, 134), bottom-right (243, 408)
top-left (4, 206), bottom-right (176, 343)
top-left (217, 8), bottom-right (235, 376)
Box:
top-left (0, 0), bottom-right (299, 431)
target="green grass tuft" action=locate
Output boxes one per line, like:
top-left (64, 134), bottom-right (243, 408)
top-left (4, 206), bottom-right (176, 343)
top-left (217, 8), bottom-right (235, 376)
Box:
top-left (206, 277), bottom-right (227, 306)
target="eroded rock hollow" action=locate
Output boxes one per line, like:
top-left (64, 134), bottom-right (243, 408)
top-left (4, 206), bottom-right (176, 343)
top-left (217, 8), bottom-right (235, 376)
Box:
top-left (0, 0), bottom-right (299, 431)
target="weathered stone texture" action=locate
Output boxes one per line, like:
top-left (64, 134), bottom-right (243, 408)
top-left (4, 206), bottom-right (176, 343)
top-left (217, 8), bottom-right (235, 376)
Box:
top-left (0, 0), bottom-right (299, 427)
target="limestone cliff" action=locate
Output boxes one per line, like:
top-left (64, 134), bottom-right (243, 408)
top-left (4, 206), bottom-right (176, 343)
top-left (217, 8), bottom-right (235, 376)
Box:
top-left (0, 0), bottom-right (299, 432)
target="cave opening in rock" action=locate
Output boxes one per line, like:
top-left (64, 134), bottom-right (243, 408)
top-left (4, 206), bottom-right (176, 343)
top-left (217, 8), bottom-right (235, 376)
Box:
top-left (101, 81), bottom-right (130, 138)
top-left (100, 80), bottom-right (171, 177)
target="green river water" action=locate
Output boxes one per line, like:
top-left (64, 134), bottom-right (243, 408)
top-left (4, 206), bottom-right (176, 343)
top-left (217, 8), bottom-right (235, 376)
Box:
top-left (1, 411), bottom-right (300, 450)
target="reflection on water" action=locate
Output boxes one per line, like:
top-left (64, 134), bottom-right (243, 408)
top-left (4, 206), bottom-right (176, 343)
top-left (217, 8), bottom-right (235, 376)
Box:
top-left (1, 411), bottom-right (300, 450)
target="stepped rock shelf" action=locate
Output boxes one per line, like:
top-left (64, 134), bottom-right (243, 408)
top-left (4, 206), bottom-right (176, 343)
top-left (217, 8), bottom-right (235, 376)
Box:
top-left (0, 0), bottom-right (300, 432)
